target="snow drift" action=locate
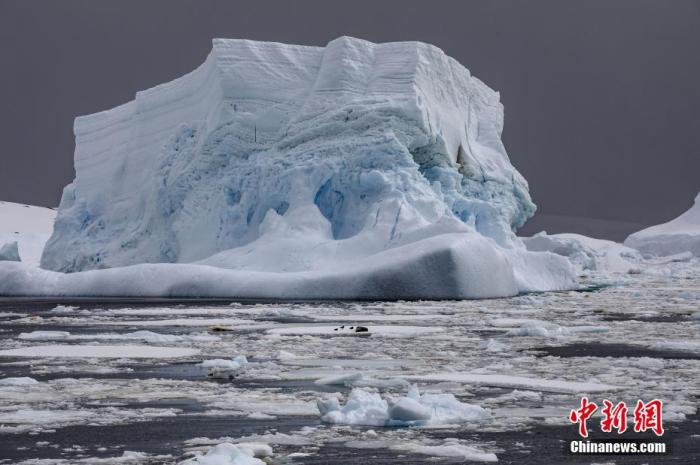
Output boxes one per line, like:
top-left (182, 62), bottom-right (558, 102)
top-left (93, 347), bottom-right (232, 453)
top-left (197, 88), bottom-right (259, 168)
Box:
top-left (2, 37), bottom-right (575, 298)
top-left (625, 192), bottom-right (700, 257)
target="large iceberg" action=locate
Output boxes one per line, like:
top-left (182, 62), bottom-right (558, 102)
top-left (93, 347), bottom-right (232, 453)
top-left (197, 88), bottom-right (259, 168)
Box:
top-left (625, 192), bottom-right (700, 257)
top-left (2, 37), bottom-right (574, 299)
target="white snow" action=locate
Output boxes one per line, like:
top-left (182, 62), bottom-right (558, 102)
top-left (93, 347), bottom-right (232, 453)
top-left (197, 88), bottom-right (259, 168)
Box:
top-left (0, 37), bottom-right (575, 300)
top-left (522, 231), bottom-right (642, 273)
top-left (0, 201), bottom-right (56, 266)
top-left (0, 344), bottom-right (199, 358)
top-left (317, 385), bottom-right (489, 426)
top-left (625, 192), bottom-right (700, 257)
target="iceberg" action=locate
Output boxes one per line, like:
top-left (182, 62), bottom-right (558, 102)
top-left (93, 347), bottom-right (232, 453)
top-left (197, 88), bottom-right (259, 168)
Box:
top-left (2, 37), bottom-right (575, 299)
top-left (0, 201), bottom-right (56, 267)
top-left (522, 231), bottom-right (642, 273)
top-left (625, 192), bottom-right (700, 257)
top-left (317, 385), bottom-right (490, 426)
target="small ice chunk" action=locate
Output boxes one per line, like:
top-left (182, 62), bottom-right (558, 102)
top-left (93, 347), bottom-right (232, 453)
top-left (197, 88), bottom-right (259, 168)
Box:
top-left (49, 305), bottom-right (78, 313)
top-left (0, 377), bottom-right (39, 386)
top-left (179, 442), bottom-right (269, 465)
top-left (18, 330), bottom-right (71, 340)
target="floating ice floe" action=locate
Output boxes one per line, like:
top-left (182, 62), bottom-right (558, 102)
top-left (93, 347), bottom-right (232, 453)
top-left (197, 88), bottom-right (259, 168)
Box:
top-left (18, 330), bottom-right (71, 340)
top-left (497, 319), bottom-right (609, 338)
top-left (0, 376), bottom-right (39, 386)
top-left (179, 442), bottom-right (271, 465)
top-left (267, 325), bottom-right (443, 338)
top-left (650, 340), bottom-right (700, 354)
top-left (49, 304), bottom-right (79, 313)
top-left (391, 440), bottom-right (497, 462)
top-left (408, 373), bottom-right (619, 394)
top-left (0, 344), bottom-right (200, 359)
top-left (200, 355), bottom-right (249, 379)
top-left (345, 437), bottom-right (497, 462)
top-left (317, 385), bottom-right (489, 427)
top-left (17, 330), bottom-right (219, 343)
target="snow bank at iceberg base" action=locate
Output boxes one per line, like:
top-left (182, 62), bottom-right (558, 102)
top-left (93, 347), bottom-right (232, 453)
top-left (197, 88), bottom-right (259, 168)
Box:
top-left (625, 192), bottom-right (700, 257)
top-left (317, 385), bottom-right (490, 427)
top-left (0, 231), bottom-right (575, 299)
top-left (522, 231), bottom-right (642, 274)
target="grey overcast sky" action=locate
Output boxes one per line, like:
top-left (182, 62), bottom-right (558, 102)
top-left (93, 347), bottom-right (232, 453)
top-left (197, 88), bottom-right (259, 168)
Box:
top-left (0, 0), bottom-right (698, 240)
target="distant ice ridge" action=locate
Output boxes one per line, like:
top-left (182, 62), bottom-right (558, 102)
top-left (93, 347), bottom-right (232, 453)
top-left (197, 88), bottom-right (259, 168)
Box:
top-left (522, 231), bottom-right (642, 274)
top-left (4, 37), bottom-right (576, 299)
top-left (625, 192), bottom-right (700, 257)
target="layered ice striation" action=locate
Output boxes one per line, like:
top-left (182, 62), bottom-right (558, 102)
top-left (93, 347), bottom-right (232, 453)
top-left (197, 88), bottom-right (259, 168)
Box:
top-left (27, 37), bottom-right (574, 299)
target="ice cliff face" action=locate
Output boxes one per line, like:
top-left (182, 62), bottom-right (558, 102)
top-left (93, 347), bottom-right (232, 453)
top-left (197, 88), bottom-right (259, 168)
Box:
top-left (43, 37), bottom-right (532, 272)
top-left (33, 37), bottom-right (573, 299)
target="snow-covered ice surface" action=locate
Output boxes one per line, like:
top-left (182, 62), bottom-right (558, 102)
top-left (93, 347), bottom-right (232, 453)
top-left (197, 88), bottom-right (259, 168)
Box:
top-left (0, 201), bottom-right (56, 267)
top-left (625, 192), bottom-right (700, 257)
top-left (0, 260), bottom-right (699, 463)
top-left (0, 37), bottom-right (576, 300)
